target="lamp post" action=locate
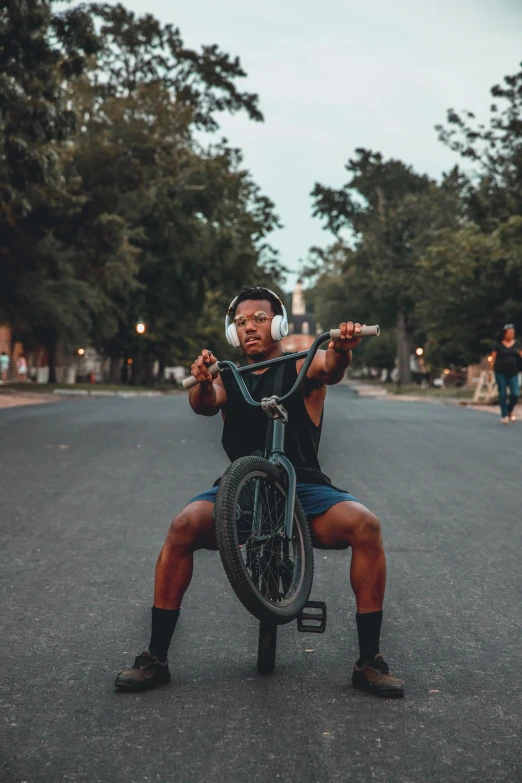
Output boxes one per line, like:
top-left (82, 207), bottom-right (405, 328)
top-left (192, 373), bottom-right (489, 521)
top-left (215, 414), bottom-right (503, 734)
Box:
top-left (135, 319), bottom-right (147, 386)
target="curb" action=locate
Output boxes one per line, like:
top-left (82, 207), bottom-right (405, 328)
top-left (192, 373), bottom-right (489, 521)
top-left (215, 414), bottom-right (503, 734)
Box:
top-left (53, 389), bottom-right (164, 398)
top-left (346, 383), bottom-right (496, 411)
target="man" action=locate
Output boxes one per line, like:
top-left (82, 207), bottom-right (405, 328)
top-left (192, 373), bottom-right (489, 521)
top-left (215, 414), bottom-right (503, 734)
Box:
top-left (116, 286), bottom-right (404, 697)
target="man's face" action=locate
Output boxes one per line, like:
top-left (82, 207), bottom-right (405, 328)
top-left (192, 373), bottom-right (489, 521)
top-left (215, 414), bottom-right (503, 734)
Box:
top-left (234, 299), bottom-right (276, 357)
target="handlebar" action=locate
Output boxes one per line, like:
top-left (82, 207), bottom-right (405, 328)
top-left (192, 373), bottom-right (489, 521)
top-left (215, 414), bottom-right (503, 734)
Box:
top-left (182, 324), bottom-right (380, 393)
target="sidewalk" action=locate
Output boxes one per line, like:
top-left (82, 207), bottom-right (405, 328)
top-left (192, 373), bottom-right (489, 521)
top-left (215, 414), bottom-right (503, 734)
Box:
top-left (0, 391), bottom-right (59, 409)
top-left (0, 384), bottom-right (178, 409)
top-left (346, 380), bottom-right (498, 414)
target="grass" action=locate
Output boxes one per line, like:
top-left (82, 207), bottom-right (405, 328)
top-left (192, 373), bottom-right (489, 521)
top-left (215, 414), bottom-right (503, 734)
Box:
top-left (349, 377), bottom-right (476, 399)
top-left (390, 384), bottom-right (475, 399)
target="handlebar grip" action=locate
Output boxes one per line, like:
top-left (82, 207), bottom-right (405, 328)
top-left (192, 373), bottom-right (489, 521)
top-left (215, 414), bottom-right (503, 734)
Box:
top-left (182, 361), bottom-right (220, 389)
top-left (330, 324), bottom-right (380, 339)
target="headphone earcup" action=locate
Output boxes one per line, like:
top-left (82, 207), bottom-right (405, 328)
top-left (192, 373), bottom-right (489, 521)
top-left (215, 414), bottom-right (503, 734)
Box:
top-left (271, 314), bottom-right (288, 341)
top-left (226, 323), bottom-right (241, 348)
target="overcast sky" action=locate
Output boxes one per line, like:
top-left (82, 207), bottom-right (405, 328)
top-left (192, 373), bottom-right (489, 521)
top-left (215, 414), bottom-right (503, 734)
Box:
top-left (105, 0), bottom-right (522, 288)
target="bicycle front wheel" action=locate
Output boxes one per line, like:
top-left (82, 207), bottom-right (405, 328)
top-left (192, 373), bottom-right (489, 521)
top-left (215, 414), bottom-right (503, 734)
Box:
top-left (214, 456), bottom-right (314, 624)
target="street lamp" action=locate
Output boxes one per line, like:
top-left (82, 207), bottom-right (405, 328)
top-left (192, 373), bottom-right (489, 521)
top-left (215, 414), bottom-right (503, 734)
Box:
top-left (135, 319), bottom-right (147, 385)
top-left (415, 347), bottom-right (424, 356)
top-left (78, 348), bottom-right (85, 356)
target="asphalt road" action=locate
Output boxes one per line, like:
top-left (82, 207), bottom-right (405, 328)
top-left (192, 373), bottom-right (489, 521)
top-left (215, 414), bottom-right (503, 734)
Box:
top-left (1, 388), bottom-right (521, 783)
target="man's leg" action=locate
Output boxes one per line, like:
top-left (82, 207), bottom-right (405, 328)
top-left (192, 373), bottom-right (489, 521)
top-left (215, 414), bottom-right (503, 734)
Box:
top-left (310, 501), bottom-right (404, 697)
top-left (115, 500), bottom-right (216, 690)
top-left (310, 501), bottom-right (385, 612)
top-left (154, 500), bottom-right (217, 610)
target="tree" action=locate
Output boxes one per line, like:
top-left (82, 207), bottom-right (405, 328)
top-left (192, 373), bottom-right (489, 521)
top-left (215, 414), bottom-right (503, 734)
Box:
top-left (1, 1), bottom-right (284, 381)
top-left (90, 2), bottom-right (263, 130)
top-left (0, 0), bottom-right (101, 375)
top-left (418, 219), bottom-right (522, 367)
top-left (436, 62), bottom-right (522, 229)
top-left (421, 62), bottom-right (522, 362)
top-left (67, 5), bottom-right (282, 373)
top-left (311, 149), bottom-right (461, 382)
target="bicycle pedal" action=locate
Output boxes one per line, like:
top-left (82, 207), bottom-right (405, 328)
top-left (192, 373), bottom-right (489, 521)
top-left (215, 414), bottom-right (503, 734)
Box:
top-left (297, 600), bottom-right (327, 633)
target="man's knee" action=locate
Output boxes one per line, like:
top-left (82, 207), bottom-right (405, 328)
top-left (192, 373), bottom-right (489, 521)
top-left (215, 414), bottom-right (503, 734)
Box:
top-left (166, 507), bottom-right (210, 550)
top-left (349, 507), bottom-right (382, 546)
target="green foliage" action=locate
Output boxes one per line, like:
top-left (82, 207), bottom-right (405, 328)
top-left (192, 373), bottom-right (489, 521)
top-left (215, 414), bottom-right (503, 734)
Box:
top-left (309, 63), bottom-right (522, 376)
top-left (310, 149), bottom-right (461, 381)
top-left (0, 1), bottom-right (284, 379)
top-left (421, 62), bottom-right (522, 362)
top-left (419, 218), bottom-right (522, 366)
top-left (0, 0), bottom-right (99, 339)
top-left (436, 63), bottom-right (522, 228)
top-left (90, 2), bottom-right (263, 129)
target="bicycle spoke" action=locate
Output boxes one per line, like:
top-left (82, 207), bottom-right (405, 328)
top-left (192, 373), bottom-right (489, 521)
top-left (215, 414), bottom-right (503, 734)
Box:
top-left (235, 472), bottom-right (303, 607)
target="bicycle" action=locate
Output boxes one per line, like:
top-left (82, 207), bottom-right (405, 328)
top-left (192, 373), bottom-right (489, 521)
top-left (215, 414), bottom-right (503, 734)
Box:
top-left (183, 324), bottom-right (380, 673)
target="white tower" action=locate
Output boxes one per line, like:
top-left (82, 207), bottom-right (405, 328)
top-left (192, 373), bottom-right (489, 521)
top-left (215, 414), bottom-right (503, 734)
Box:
top-left (292, 279), bottom-right (306, 315)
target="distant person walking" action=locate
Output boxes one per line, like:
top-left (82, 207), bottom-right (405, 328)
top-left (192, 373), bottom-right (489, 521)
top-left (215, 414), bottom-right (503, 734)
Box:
top-left (16, 354), bottom-right (28, 382)
top-left (490, 324), bottom-right (522, 424)
top-left (0, 351), bottom-right (9, 381)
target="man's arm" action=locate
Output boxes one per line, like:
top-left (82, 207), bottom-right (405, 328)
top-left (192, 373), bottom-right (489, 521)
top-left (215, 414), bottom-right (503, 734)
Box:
top-left (188, 350), bottom-right (227, 416)
top-left (297, 321), bottom-right (362, 386)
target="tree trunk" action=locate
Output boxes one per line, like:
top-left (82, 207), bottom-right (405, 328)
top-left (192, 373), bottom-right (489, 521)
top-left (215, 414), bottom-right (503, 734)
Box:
top-left (109, 356), bottom-right (121, 384)
top-left (396, 311), bottom-right (412, 386)
top-left (143, 359), bottom-right (156, 386)
top-left (158, 357), bottom-right (165, 383)
top-left (47, 333), bottom-right (57, 384)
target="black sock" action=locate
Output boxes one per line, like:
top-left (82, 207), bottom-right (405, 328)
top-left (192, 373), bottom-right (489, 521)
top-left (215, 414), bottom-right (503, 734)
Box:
top-left (148, 606), bottom-right (180, 663)
top-left (356, 610), bottom-right (383, 666)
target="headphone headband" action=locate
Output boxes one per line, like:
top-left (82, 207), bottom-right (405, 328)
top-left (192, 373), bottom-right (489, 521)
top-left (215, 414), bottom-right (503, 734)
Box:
top-left (227, 287), bottom-right (284, 317)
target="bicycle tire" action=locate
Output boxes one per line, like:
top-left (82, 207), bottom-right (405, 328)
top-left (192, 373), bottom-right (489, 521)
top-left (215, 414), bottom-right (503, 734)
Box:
top-left (214, 455), bottom-right (314, 624)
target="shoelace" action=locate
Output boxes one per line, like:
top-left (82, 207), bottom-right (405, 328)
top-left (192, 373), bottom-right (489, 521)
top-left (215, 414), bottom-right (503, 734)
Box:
top-left (133, 654), bottom-right (154, 669)
top-left (372, 657), bottom-right (390, 674)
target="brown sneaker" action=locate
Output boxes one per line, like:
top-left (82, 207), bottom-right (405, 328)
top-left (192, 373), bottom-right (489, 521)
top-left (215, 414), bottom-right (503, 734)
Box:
top-left (115, 650), bottom-right (171, 691)
top-left (352, 654), bottom-right (404, 697)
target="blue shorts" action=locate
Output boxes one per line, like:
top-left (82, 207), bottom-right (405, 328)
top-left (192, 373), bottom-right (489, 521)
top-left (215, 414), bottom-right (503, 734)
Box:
top-left (189, 483), bottom-right (359, 548)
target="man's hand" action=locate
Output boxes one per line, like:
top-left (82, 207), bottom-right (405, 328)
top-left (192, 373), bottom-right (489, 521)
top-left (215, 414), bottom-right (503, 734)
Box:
top-left (190, 349), bottom-right (216, 385)
top-left (328, 322), bottom-right (364, 353)
top-left (300, 320), bottom-right (364, 387)
top-left (188, 349), bottom-right (226, 416)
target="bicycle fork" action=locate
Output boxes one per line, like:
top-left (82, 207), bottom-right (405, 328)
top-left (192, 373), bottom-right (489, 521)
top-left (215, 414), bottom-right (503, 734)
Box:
top-left (260, 396), bottom-right (296, 540)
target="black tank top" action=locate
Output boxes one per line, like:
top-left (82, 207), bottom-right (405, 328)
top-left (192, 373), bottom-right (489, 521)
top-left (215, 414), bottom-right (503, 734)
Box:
top-left (219, 357), bottom-right (332, 485)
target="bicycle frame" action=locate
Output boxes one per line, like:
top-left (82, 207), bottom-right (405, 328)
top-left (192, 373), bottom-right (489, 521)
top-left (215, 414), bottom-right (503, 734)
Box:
top-left (216, 331), bottom-right (333, 539)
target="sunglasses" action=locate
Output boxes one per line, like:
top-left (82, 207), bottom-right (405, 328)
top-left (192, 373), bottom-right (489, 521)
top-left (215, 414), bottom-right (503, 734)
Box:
top-left (233, 311), bottom-right (274, 329)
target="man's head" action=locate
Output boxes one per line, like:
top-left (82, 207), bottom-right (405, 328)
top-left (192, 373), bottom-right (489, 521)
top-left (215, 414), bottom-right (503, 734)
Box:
top-left (227, 286), bottom-right (286, 358)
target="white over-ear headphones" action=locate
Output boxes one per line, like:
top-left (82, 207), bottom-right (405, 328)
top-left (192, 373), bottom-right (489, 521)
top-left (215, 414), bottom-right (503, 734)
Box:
top-left (225, 288), bottom-right (289, 348)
